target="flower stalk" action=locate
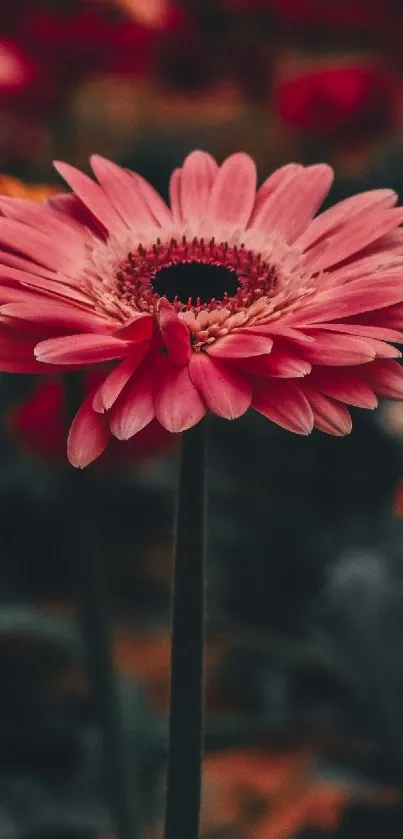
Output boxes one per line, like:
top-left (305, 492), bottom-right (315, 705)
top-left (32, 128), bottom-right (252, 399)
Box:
top-left (164, 419), bottom-right (207, 839)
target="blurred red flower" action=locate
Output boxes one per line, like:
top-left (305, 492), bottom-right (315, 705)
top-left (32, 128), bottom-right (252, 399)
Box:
top-left (0, 40), bottom-right (35, 95)
top-left (15, 6), bottom-right (159, 100)
top-left (7, 374), bottom-right (172, 467)
top-left (276, 63), bottom-right (396, 136)
top-left (0, 39), bottom-right (45, 104)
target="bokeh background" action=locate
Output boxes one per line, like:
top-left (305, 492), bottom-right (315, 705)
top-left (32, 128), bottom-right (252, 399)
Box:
top-left (2, 1), bottom-right (403, 837)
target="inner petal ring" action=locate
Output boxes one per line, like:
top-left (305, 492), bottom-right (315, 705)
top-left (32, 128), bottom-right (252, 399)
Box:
top-left (115, 236), bottom-right (277, 317)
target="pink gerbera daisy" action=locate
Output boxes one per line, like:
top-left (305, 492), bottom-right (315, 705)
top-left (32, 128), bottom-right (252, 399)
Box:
top-left (0, 151), bottom-right (403, 466)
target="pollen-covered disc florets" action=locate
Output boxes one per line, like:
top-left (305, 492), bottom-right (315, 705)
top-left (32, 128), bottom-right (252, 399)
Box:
top-left (0, 149), bottom-right (403, 467)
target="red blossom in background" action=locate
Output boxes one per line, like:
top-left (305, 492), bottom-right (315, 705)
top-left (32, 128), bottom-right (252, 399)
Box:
top-left (0, 40), bottom-right (38, 99)
top-left (0, 40), bottom-right (55, 166)
top-left (0, 37), bottom-right (56, 120)
top-left (16, 8), bottom-right (158, 95)
top-left (275, 63), bottom-right (396, 136)
top-left (0, 151), bottom-right (402, 466)
top-left (1, 1), bottom-right (182, 117)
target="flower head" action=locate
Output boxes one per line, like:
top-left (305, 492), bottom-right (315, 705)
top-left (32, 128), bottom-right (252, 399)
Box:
top-left (0, 150), bottom-right (403, 466)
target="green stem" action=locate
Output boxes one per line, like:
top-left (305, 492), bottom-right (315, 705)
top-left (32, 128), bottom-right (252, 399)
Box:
top-left (164, 419), bottom-right (207, 839)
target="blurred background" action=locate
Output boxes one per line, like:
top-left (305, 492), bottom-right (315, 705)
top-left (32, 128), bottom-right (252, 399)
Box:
top-left (2, 1), bottom-right (403, 837)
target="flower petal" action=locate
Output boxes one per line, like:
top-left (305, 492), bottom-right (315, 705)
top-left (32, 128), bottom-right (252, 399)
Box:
top-left (249, 164), bottom-right (303, 225)
top-left (252, 379), bottom-right (314, 434)
top-left (237, 346), bottom-right (311, 377)
top-left (114, 312), bottom-right (153, 342)
top-left (67, 392), bottom-right (110, 468)
top-left (304, 208), bottom-right (403, 273)
top-left (180, 150), bottom-right (218, 228)
top-left (169, 169), bottom-right (183, 226)
top-left (130, 173), bottom-right (173, 228)
top-left (0, 218), bottom-right (74, 273)
top-left (362, 359), bottom-right (403, 398)
top-left (90, 155), bottom-right (156, 230)
top-left (0, 196), bottom-right (90, 251)
top-left (318, 250), bottom-right (403, 287)
top-left (53, 161), bottom-right (125, 235)
top-left (300, 383), bottom-right (352, 435)
top-left (256, 164), bottom-right (334, 244)
top-left (297, 330), bottom-right (377, 365)
top-left (0, 284), bottom-right (46, 307)
top-left (206, 153), bottom-right (257, 232)
top-left (311, 321), bottom-right (403, 343)
top-left (92, 346), bottom-right (150, 413)
top-left (0, 263), bottom-right (93, 306)
top-left (307, 368), bottom-right (378, 408)
top-left (359, 340), bottom-right (401, 360)
top-left (189, 353), bottom-right (251, 419)
top-left (156, 299), bottom-right (191, 365)
top-left (19, 275), bottom-right (92, 306)
top-left (48, 193), bottom-right (105, 237)
top-left (34, 334), bottom-right (131, 365)
top-left (250, 166), bottom-right (306, 235)
top-left (290, 276), bottom-right (403, 324)
top-left (1, 301), bottom-right (115, 334)
top-left (207, 332), bottom-right (273, 358)
top-left (287, 164), bottom-right (334, 243)
top-left (296, 189), bottom-right (398, 252)
top-left (155, 363), bottom-right (206, 432)
top-left (0, 266), bottom-right (89, 308)
top-left (243, 324), bottom-right (315, 343)
top-left (0, 249), bottom-right (60, 279)
top-left (109, 354), bottom-right (157, 440)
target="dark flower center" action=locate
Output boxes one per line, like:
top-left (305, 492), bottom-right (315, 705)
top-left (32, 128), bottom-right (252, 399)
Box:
top-left (151, 261), bottom-right (240, 305)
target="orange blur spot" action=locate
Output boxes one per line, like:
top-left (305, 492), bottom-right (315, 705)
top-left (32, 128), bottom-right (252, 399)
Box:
top-left (0, 174), bottom-right (59, 201)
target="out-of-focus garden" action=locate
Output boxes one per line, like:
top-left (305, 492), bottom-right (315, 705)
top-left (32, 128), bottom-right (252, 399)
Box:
top-left (2, 1), bottom-right (403, 837)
